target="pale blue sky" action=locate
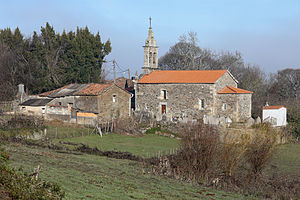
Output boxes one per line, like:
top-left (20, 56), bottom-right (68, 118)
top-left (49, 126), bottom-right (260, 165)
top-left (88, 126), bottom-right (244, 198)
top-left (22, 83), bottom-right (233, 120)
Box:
top-left (1, 0), bottom-right (299, 77)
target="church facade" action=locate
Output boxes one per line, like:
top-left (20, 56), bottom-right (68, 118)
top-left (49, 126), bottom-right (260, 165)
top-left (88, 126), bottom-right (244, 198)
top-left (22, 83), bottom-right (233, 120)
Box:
top-left (134, 21), bottom-right (253, 123)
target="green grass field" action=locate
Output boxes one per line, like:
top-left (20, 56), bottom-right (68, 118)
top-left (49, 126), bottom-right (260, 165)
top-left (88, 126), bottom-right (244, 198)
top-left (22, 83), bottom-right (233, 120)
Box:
top-left (264, 143), bottom-right (300, 176)
top-left (4, 126), bottom-right (299, 200)
top-left (5, 144), bottom-right (252, 200)
top-left (55, 133), bottom-right (181, 158)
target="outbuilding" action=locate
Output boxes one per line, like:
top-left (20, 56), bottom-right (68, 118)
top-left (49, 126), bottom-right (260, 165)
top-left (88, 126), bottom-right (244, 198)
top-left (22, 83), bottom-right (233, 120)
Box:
top-left (262, 105), bottom-right (287, 127)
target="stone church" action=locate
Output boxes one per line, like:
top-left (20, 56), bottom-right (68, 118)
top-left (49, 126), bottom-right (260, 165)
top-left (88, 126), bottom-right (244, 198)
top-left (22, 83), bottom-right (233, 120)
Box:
top-left (135, 21), bottom-right (253, 123)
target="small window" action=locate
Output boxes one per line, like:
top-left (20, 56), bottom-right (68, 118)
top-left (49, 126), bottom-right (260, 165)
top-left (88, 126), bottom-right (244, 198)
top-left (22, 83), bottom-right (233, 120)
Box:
top-left (161, 90), bottom-right (167, 99)
top-left (222, 103), bottom-right (227, 111)
top-left (42, 108), bottom-right (45, 114)
top-left (113, 95), bottom-right (117, 103)
top-left (161, 104), bottom-right (166, 114)
top-left (22, 106), bottom-right (26, 110)
top-left (58, 102), bottom-right (62, 106)
top-left (200, 99), bottom-right (205, 109)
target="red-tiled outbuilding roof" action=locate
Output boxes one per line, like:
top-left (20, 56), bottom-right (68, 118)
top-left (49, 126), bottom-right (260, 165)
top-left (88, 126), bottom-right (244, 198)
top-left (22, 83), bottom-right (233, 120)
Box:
top-left (217, 86), bottom-right (253, 94)
top-left (263, 106), bottom-right (286, 110)
top-left (75, 84), bottom-right (111, 96)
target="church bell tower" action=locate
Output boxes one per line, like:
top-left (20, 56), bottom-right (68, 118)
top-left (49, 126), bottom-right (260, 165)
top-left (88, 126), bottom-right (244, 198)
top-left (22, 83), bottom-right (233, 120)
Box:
top-left (142, 17), bottom-right (159, 75)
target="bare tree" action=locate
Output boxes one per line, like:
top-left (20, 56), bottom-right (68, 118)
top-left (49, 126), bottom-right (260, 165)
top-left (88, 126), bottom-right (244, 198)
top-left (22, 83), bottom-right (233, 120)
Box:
top-left (268, 68), bottom-right (300, 101)
top-left (159, 32), bottom-right (244, 71)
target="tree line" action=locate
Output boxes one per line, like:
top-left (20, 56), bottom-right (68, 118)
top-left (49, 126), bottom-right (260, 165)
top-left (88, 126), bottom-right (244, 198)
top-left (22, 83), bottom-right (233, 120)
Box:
top-left (0, 22), bottom-right (111, 100)
top-left (159, 32), bottom-right (300, 137)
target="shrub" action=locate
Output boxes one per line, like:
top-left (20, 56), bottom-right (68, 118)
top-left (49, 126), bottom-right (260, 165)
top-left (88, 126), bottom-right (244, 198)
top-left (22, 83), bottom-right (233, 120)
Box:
top-left (286, 100), bottom-right (300, 138)
top-left (0, 160), bottom-right (64, 199)
top-left (219, 131), bottom-right (250, 178)
top-left (244, 124), bottom-right (277, 176)
top-left (153, 123), bottom-right (219, 182)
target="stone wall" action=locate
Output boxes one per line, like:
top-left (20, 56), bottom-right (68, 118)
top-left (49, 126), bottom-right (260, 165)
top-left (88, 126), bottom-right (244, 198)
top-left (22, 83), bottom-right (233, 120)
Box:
top-left (136, 72), bottom-right (251, 122)
top-left (46, 105), bottom-right (70, 121)
top-left (237, 94), bottom-right (252, 121)
top-left (75, 96), bottom-right (98, 112)
top-left (215, 93), bottom-right (251, 122)
top-left (136, 83), bottom-right (215, 121)
top-left (97, 85), bottom-right (131, 121)
top-left (214, 71), bottom-right (238, 92)
top-left (49, 96), bottom-right (75, 107)
top-left (19, 106), bottom-right (45, 116)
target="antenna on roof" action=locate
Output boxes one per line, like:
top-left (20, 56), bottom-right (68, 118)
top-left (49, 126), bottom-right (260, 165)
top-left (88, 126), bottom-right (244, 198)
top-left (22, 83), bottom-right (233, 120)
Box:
top-left (149, 16), bottom-right (152, 28)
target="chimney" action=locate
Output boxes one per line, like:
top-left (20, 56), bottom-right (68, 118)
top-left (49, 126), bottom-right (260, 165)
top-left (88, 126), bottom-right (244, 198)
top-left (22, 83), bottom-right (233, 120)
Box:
top-left (18, 84), bottom-right (25, 103)
top-left (18, 84), bottom-right (24, 94)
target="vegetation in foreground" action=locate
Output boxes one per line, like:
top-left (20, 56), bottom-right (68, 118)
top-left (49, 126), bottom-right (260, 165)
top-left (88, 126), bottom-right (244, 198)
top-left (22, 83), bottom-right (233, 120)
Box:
top-left (0, 145), bottom-right (64, 200)
top-left (4, 144), bottom-right (251, 200)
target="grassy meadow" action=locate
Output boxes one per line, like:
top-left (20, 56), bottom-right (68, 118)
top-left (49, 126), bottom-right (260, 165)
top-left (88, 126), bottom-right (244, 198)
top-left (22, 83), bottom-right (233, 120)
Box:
top-left (55, 133), bottom-right (180, 158)
top-left (5, 144), bottom-right (253, 200)
top-left (2, 124), bottom-right (299, 199)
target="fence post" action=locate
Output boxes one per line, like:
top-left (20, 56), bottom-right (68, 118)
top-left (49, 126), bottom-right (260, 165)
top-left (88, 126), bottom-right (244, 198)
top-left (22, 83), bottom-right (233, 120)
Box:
top-left (55, 127), bottom-right (58, 139)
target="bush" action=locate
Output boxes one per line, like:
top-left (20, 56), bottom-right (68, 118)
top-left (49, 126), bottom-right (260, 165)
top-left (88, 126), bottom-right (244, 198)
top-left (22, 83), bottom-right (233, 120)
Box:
top-left (153, 123), bottom-right (219, 182)
top-left (244, 125), bottom-right (277, 176)
top-left (286, 100), bottom-right (300, 138)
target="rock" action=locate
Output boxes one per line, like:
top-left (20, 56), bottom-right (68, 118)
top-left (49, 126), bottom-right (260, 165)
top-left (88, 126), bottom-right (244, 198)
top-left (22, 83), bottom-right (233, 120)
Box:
top-left (255, 116), bottom-right (261, 124)
top-left (246, 117), bottom-right (255, 127)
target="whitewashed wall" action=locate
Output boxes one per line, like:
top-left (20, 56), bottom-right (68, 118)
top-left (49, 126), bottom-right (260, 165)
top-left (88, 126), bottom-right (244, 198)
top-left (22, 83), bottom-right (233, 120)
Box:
top-left (263, 107), bottom-right (287, 126)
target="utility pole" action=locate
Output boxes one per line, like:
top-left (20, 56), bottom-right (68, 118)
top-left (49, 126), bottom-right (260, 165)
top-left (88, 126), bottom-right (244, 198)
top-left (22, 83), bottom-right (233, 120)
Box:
top-left (113, 59), bottom-right (116, 84)
top-left (128, 68), bottom-right (130, 79)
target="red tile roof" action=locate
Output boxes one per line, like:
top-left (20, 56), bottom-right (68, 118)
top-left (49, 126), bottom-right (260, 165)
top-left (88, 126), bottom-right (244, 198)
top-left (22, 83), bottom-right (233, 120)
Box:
top-left (263, 106), bottom-right (286, 110)
top-left (217, 86), bottom-right (253, 94)
top-left (105, 77), bottom-right (134, 88)
top-left (138, 70), bottom-right (227, 84)
top-left (75, 84), bottom-right (111, 95)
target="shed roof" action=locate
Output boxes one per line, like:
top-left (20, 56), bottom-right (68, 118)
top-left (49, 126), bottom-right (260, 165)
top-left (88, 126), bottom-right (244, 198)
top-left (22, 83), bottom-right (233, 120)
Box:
top-left (217, 86), bottom-right (253, 94)
top-left (39, 83), bottom-right (113, 97)
top-left (20, 98), bottom-right (53, 106)
top-left (138, 70), bottom-right (227, 84)
top-left (75, 84), bottom-right (111, 96)
top-left (263, 106), bottom-right (286, 110)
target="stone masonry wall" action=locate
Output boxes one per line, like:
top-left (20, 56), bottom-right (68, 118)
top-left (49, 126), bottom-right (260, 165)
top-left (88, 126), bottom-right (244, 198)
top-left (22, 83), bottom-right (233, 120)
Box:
top-left (135, 71), bottom-right (250, 122)
top-left (238, 94), bottom-right (252, 121)
top-left (214, 72), bottom-right (238, 92)
top-left (97, 85), bottom-right (131, 121)
top-left (216, 93), bottom-right (252, 122)
top-left (75, 96), bottom-right (98, 113)
top-left (136, 83), bottom-right (215, 121)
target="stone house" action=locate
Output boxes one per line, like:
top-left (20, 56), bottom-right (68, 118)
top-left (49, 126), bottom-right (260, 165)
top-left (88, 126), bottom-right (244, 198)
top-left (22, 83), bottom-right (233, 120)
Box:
top-left (134, 20), bottom-right (253, 123)
top-left (262, 105), bottom-right (287, 127)
top-left (135, 70), bottom-right (253, 122)
top-left (38, 83), bottom-right (131, 124)
top-left (19, 98), bottom-right (53, 116)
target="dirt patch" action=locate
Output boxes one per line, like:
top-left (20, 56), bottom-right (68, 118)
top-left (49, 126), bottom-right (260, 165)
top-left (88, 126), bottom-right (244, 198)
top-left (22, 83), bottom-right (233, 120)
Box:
top-left (75, 144), bottom-right (144, 162)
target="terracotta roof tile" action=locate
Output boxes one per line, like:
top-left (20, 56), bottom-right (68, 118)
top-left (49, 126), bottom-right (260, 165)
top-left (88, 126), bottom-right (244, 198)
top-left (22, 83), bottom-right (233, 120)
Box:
top-left (217, 86), bottom-right (253, 94)
top-left (75, 84), bottom-right (111, 95)
top-left (263, 106), bottom-right (286, 110)
top-left (138, 70), bottom-right (227, 84)
top-left (106, 77), bottom-right (134, 88)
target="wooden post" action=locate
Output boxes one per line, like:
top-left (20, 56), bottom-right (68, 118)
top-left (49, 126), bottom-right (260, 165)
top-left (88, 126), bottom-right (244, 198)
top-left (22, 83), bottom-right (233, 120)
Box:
top-left (55, 127), bottom-right (58, 139)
